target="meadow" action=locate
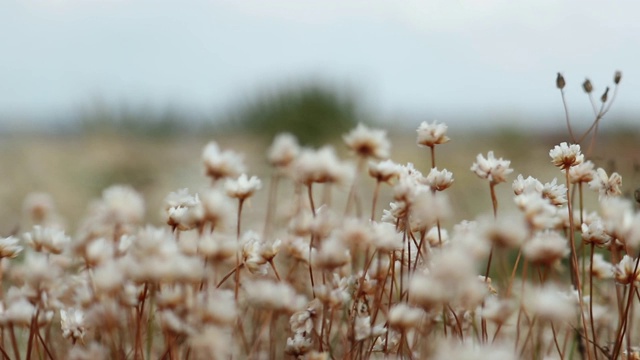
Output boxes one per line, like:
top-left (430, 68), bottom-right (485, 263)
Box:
top-left (0, 73), bottom-right (639, 359)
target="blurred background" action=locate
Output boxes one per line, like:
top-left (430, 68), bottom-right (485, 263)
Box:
top-left (1, 1), bottom-right (639, 233)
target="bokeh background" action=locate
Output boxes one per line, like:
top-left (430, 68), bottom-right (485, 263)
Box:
top-left (1, 1), bottom-right (639, 233)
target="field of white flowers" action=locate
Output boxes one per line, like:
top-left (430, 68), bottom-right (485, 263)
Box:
top-left (0, 72), bottom-right (638, 359)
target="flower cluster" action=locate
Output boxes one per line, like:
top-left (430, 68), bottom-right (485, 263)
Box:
top-left (1, 118), bottom-right (637, 360)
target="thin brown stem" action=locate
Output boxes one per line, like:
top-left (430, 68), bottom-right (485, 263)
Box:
top-left (589, 243), bottom-right (598, 360)
top-left (611, 255), bottom-right (640, 359)
top-left (430, 146), bottom-right (436, 169)
top-left (560, 89), bottom-right (576, 143)
top-left (568, 170), bottom-right (593, 360)
top-left (234, 198), bottom-right (245, 300)
top-left (370, 180), bottom-right (381, 222)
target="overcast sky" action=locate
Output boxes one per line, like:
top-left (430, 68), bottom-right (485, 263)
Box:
top-left (1, 1), bottom-right (639, 130)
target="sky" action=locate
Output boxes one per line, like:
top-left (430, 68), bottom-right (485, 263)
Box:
top-left (1, 0), bottom-right (639, 130)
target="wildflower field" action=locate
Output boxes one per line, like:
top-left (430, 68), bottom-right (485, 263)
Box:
top-left (1, 72), bottom-right (640, 359)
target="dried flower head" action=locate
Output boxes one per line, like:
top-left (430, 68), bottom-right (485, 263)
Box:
top-left (614, 70), bottom-right (622, 84)
top-left (416, 121), bottom-right (450, 148)
top-left (343, 123), bottom-right (390, 159)
top-left (471, 151), bottom-right (513, 184)
top-left (556, 73), bottom-right (566, 89)
top-left (549, 142), bottom-right (583, 170)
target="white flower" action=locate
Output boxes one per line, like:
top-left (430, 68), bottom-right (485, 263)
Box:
top-left (164, 189), bottom-right (204, 231)
top-left (295, 146), bottom-right (354, 186)
top-left (0, 236), bottom-right (23, 259)
top-left (589, 168), bottom-right (622, 200)
top-left (22, 192), bottom-right (57, 225)
top-left (425, 167), bottom-right (454, 191)
top-left (481, 297), bottom-right (515, 324)
top-left (102, 185), bottom-right (145, 224)
top-left (614, 255), bottom-right (640, 284)
top-left (388, 303), bottom-right (426, 329)
top-left (201, 189), bottom-right (233, 229)
top-left (549, 142), bottom-right (583, 169)
top-left (354, 315), bottom-right (373, 341)
top-left (225, 174), bottom-right (262, 200)
top-left (315, 236), bottom-right (350, 270)
top-left (23, 225), bottom-right (70, 254)
top-left (368, 159), bottom-right (402, 183)
top-left (581, 220), bottom-right (611, 246)
top-left (268, 133), bottom-right (300, 168)
top-left (416, 121), bottom-right (450, 147)
top-left (202, 141), bottom-right (246, 181)
top-left (523, 284), bottom-right (576, 323)
top-left (514, 192), bottom-right (561, 230)
top-left (541, 178), bottom-right (567, 206)
top-left (512, 175), bottom-right (543, 195)
top-left (568, 160), bottom-right (595, 184)
top-left (590, 253), bottom-right (613, 279)
top-left (343, 123), bottom-right (390, 159)
top-left (522, 230), bottom-right (569, 265)
top-left (61, 308), bottom-right (86, 342)
top-left (371, 222), bottom-right (403, 251)
top-left (471, 151), bottom-right (513, 184)
top-left (479, 215), bottom-right (527, 249)
top-left (244, 280), bottom-right (306, 313)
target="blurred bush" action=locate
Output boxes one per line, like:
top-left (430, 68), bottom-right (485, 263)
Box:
top-left (77, 100), bottom-right (194, 138)
top-left (226, 83), bottom-right (361, 146)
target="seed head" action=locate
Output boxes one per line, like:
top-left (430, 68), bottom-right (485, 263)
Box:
top-left (582, 79), bottom-right (593, 93)
top-left (556, 73), bottom-right (566, 89)
top-left (614, 70), bottom-right (622, 84)
top-left (601, 86), bottom-right (610, 103)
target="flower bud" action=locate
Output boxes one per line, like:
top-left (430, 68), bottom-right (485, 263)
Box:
top-left (556, 73), bottom-right (565, 89)
top-left (614, 70), bottom-right (622, 85)
top-left (601, 87), bottom-right (609, 103)
top-left (582, 79), bottom-right (593, 94)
